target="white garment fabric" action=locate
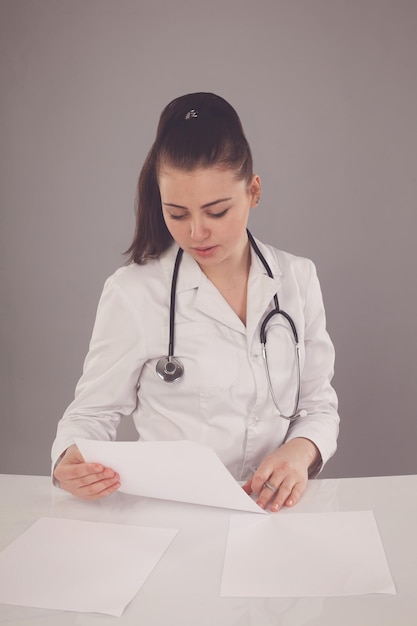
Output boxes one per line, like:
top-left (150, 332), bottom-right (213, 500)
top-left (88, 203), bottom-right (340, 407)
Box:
top-left (51, 238), bottom-right (339, 481)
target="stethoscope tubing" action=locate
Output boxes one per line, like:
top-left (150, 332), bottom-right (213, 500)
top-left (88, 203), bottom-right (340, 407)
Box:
top-left (156, 230), bottom-right (303, 420)
top-left (168, 247), bottom-right (184, 358)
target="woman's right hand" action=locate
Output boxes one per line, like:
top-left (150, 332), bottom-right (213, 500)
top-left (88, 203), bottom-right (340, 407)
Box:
top-left (53, 444), bottom-right (120, 499)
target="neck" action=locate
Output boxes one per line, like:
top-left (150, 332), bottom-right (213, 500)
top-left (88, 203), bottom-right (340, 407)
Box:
top-left (200, 239), bottom-right (251, 285)
top-left (199, 241), bottom-right (251, 325)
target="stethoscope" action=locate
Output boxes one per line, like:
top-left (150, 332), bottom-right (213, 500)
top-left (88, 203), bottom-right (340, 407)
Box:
top-left (156, 230), bottom-right (304, 421)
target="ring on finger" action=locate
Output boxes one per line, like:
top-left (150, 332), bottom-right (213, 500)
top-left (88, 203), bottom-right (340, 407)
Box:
top-left (263, 480), bottom-right (276, 492)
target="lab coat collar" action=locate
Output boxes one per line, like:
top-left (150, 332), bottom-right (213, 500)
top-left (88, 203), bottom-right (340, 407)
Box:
top-left (159, 238), bottom-right (283, 336)
top-left (246, 238), bottom-right (282, 342)
top-left (159, 243), bottom-right (202, 292)
top-left (160, 244), bottom-right (244, 331)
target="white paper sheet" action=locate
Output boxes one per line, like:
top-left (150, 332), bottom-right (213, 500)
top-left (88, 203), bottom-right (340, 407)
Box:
top-left (220, 510), bottom-right (396, 597)
top-left (0, 517), bottom-right (178, 616)
top-left (76, 438), bottom-right (264, 514)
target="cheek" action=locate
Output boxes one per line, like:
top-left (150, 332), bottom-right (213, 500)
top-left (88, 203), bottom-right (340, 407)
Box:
top-left (228, 207), bottom-right (251, 232)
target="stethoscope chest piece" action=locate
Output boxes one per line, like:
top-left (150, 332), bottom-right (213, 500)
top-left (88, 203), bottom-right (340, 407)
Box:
top-left (156, 356), bottom-right (184, 382)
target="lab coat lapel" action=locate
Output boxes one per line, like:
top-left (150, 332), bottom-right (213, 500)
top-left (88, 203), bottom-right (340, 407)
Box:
top-left (162, 246), bottom-right (245, 332)
top-left (194, 275), bottom-right (246, 333)
top-left (159, 241), bottom-right (282, 337)
top-left (191, 240), bottom-right (282, 335)
top-left (246, 244), bottom-right (282, 345)
top-left (159, 244), bottom-right (200, 292)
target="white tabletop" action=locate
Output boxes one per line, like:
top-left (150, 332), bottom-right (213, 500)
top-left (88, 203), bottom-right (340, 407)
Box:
top-left (0, 473), bottom-right (416, 625)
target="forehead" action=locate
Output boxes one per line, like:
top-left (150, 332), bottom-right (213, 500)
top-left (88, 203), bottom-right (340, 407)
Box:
top-left (158, 166), bottom-right (246, 199)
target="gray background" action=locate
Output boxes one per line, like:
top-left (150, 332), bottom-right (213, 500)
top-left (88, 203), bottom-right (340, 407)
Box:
top-left (1, 0), bottom-right (416, 478)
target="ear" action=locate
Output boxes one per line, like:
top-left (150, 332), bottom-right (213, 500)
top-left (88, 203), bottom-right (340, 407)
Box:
top-left (248, 175), bottom-right (262, 208)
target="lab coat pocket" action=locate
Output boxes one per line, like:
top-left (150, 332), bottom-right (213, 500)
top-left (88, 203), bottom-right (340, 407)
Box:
top-left (163, 322), bottom-right (238, 390)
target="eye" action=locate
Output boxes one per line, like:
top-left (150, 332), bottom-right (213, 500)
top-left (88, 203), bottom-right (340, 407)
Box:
top-left (208, 208), bottom-right (229, 219)
top-left (168, 213), bottom-right (187, 221)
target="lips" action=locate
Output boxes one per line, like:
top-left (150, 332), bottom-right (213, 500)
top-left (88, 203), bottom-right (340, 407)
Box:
top-left (191, 245), bottom-right (218, 257)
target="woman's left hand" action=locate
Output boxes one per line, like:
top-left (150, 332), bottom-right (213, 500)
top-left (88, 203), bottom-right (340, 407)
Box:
top-left (242, 438), bottom-right (321, 512)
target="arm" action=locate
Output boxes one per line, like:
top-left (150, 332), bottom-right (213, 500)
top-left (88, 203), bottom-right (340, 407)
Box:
top-left (244, 260), bottom-right (339, 511)
top-left (52, 273), bottom-right (146, 497)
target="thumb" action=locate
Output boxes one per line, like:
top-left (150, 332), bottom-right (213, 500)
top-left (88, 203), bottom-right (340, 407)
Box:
top-left (62, 444), bottom-right (85, 464)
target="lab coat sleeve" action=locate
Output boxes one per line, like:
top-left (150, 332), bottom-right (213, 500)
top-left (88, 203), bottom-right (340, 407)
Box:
top-left (51, 275), bottom-right (146, 472)
top-left (284, 260), bottom-right (340, 474)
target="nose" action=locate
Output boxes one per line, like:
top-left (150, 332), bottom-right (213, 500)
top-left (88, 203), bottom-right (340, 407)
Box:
top-left (190, 216), bottom-right (209, 242)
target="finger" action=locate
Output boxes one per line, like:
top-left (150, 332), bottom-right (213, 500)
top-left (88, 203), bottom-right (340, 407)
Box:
top-left (63, 474), bottom-right (121, 500)
top-left (256, 479), bottom-right (282, 510)
top-left (64, 468), bottom-right (119, 490)
top-left (75, 476), bottom-right (121, 500)
top-left (241, 480), bottom-right (252, 494)
top-left (283, 482), bottom-right (304, 508)
top-left (250, 467), bottom-right (275, 495)
top-left (55, 462), bottom-right (105, 482)
top-left (58, 466), bottom-right (119, 493)
top-left (270, 478), bottom-right (299, 512)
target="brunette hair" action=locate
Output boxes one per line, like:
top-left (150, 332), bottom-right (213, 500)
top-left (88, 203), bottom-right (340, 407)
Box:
top-left (125, 92), bottom-right (253, 264)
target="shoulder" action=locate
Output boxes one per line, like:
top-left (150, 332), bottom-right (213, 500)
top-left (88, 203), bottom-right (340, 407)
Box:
top-left (106, 259), bottom-right (164, 292)
top-left (110, 260), bottom-right (162, 286)
top-left (254, 239), bottom-right (327, 314)
top-left (254, 238), bottom-right (316, 281)
top-left (97, 256), bottom-right (170, 313)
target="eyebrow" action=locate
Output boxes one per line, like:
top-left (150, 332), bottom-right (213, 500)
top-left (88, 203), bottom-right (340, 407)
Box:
top-left (163, 197), bottom-right (232, 210)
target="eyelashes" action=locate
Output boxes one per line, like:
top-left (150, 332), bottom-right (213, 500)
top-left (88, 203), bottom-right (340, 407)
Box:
top-left (167, 214), bottom-right (186, 220)
top-left (168, 208), bottom-right (229, 221)
top-left (210, 209), bottom-right (229, 219)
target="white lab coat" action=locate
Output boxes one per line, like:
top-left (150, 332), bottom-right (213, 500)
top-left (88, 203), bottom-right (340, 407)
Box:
top-left (51, 238), bottom-right (339, 481)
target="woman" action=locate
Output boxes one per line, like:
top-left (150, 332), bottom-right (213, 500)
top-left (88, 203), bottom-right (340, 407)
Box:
top-left (52, 92), bottom-right (339, 512)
